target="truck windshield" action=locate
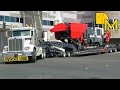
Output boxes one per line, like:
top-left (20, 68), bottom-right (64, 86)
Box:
top-left (13, 30), bottom-right (30, 36)
top-left (87, 28), bottom-right (94, 35)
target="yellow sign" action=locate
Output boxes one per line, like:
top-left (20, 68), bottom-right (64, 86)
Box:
top-left (4, 55), bottom-right (28, 62)
top-left (96, 12), bottom-right (118, 31)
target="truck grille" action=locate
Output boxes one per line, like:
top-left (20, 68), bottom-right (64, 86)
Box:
top-left (8, 39), bottom-right (23, 51)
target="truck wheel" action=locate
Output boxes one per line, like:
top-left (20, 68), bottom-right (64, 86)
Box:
top-left (31, 49), bottom-right (36, 63)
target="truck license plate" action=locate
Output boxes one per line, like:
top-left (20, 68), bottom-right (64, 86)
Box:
top-left (4, 55), bottom-right (28, 62)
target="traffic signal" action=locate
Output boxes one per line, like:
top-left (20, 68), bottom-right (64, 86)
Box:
top-left (3, 22), bottom-right (6, 29)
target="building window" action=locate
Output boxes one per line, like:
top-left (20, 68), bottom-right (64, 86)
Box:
top-left (0, 15), bottom-right (4, 21)
top-left (10, 17), bottom-right (16, 22)
top-left (109, 19), bottom-right (113, 24)
top-left (53, 11), bottom-right (56, 14)
top-left (108, 19), bottom-right (114, 29)
top-left (50, 21), bottom-right (54, 26)
top-left (118, 19), bottom-right (120, 25)
top-left (88, 22), bottom-right (93, 27)
top-left (42, 20), bottom-right (54, 26)
top-left (95, 24), bottom-right (99, 27)
top-left (99, 24), bottom-right (103, 28)
top-left (0, 15), bottom-right (21, 23)
top-left (42, 20), bottom-right (49, 25)
top-left (16, 17), bottom-right (19, 22)
top-left (20, 18), bottom-right (23, 23)
top-left (5, 16), bottom-right (10, 22)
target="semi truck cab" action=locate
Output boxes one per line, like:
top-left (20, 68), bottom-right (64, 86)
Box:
top-left (2, 26), bottom-right (45, 63)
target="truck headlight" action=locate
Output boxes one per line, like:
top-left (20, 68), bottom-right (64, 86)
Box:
top-left (3, 47), bottom-right (8, 51)
top-left (25, 46), bottom-right (30, 50)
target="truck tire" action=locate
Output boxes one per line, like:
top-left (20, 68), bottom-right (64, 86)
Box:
top-left (31, 49), bottom-right (36, 63)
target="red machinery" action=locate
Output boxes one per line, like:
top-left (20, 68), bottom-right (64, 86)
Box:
top-left (49, 22), bottom-right (118, 56)
top-left (50, 22), bottom-right (111, 44)
top-left (50, 23), bottom-right (88, 44)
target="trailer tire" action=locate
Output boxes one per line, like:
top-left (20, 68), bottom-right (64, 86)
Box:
top-left (62, 52), bottom-right (66, 57)
top-left (67, 51), bottom-right (71, 57)
top-left (114, 49), bottom-right (117, 52)
top-left (31, 49), bottom-right (36, 63)
top-left (109, 49), bottom-right (112, 53)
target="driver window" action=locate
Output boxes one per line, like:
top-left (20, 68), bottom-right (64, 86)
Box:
top-left (96, 29), bottom-right (101, 35)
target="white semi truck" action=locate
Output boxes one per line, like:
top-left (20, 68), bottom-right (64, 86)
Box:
top-left (2, 26), bottom-right (46, 63)
top-left (2, 11), bottom-right (46, 63)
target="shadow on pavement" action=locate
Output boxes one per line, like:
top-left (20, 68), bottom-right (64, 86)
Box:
top-left (71, 53), bottom-right (99, 57)
top-left (0, 61), bottom-right (31, 64)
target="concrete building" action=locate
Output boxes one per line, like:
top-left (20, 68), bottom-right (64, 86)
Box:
top-left (0, 11), bottom-right (23, 51)
top-left (95, 11), bottom-right (120, 43)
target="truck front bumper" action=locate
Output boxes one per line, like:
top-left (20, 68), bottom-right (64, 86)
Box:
top-left (2, 51), bottom-right (33, 62)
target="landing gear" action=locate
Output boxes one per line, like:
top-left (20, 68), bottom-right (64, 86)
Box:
top-left (40, 49), bottom-right (46, 59)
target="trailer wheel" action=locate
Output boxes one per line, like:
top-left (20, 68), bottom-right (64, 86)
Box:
top-left (109, 49), bottom-right (112, 53)
top-left (31, 49), bottom-right (36, 63)
top-left (114, 49), bottom-right (117, 52)
top-left (67, 51), bottom-right (71, 57)
top-left (62, 52), bottom-right (66, 57)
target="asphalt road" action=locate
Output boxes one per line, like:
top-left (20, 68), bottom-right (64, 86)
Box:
top-left (0, 52), bottom-right (120, 79)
